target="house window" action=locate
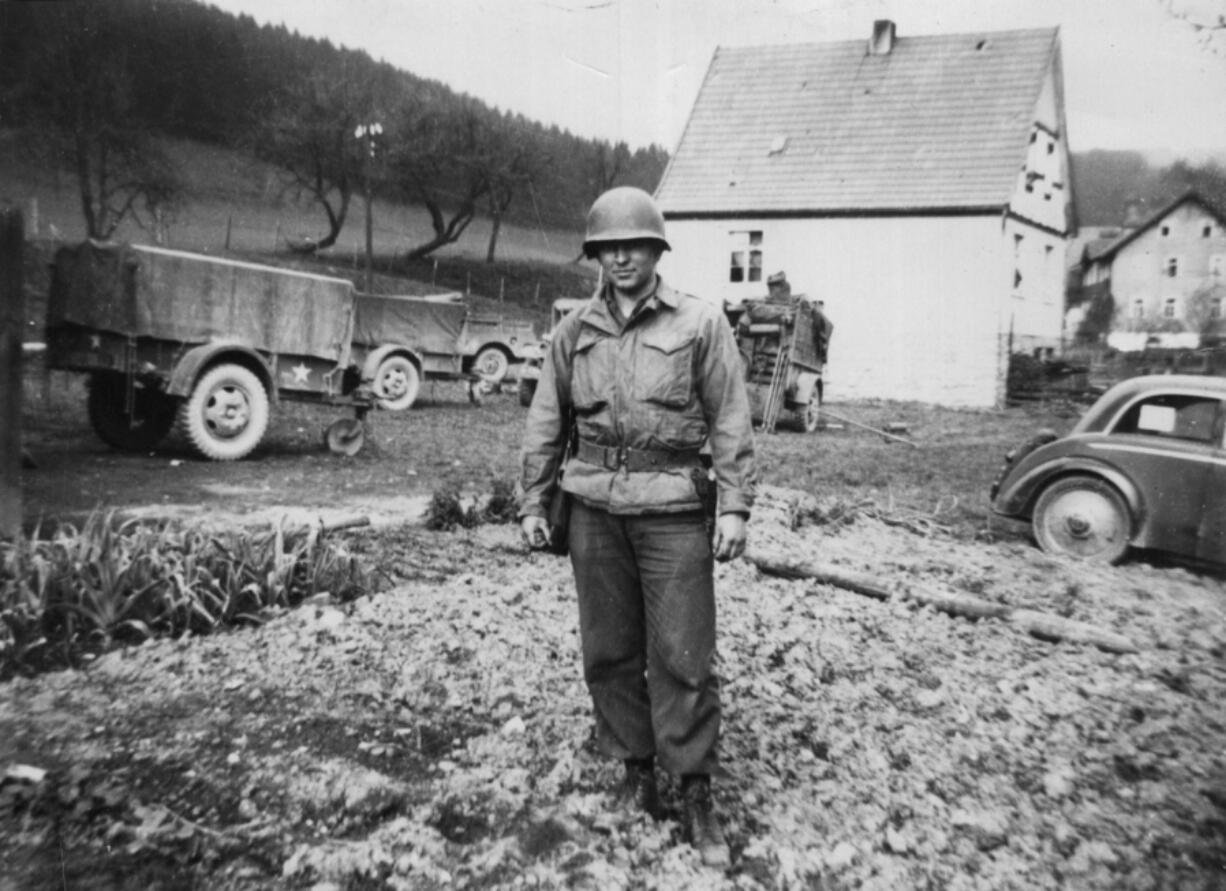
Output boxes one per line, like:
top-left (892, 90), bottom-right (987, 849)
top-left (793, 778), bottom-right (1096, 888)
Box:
top-left (1211, 297), bottom-right (1223, 319)
top-left (1161, 225), bottom-right (1171, 237)
top-left (729, 231), bottom-right (763, 283)
top-left (1133, 300), bottom-right (1144, 319)
top-left (1204, 225), bottom-right (1213, 238)
top-left (1163, 298), bottom-right (1177, 318)
top-left (1165, 257), bottom-right (1178, 278)
top-left (1212, 255), bottom-right (1225, 277)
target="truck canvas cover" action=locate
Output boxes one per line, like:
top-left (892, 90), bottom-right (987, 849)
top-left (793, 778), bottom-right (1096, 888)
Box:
top-left (48, 242), bottom-right (356, 364)
top-left (352, 294), bottom-right (467, 356)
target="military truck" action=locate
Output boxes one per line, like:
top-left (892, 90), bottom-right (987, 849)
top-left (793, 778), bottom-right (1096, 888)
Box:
top-left (516, 296), bottom-right (588, 407)
top-left (46, 242), bottom-right (377, 460)
top-left (353, 291), bottom-right (538, 410)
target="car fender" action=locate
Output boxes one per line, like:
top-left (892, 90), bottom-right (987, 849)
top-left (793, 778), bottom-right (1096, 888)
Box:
top-left (167, 341), bottom-right (276, 401)
top-left (996, 455), bottom-right (1144, 526)
top-left (360, 343), bottom-right (422, 383)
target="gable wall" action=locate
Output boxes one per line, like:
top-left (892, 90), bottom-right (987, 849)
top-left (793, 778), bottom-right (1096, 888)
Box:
top-left (660, 214), bottom-right (1062, 407)
top-left (1110, 203), bottom-right (1226, 326)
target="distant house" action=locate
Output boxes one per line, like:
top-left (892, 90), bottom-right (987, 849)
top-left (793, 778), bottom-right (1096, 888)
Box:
top-left (655, 21), bottom-right (1074, 407)
top-left (1075, 192), bottom-right (1226, 350)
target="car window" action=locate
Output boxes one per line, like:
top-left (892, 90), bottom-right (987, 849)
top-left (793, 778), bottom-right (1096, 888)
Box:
top-left (1111, 394), bottom-right (1222, 444)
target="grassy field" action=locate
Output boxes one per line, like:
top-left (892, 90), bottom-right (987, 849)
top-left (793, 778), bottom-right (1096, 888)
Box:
top-left (5, 135), bottom-right (596, 333)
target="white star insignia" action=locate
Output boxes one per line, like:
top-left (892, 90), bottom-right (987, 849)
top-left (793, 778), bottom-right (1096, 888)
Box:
top-left (291, 363), bottom-right (310, 384)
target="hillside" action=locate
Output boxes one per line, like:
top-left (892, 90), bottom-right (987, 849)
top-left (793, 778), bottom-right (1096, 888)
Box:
top-left (5, 135), bottom-right (600, 334)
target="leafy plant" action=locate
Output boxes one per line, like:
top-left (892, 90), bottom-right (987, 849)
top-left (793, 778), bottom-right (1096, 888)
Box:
top-left (0, 511), bottom-right (371, 678)
top-left (424, 486), bottom-right (480, 531)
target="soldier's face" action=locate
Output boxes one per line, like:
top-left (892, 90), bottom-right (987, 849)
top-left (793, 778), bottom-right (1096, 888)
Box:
top-left (598, 240), bottom-right (662, 299)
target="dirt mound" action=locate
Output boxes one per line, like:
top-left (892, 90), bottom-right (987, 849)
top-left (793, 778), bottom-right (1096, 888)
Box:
top-left (3, 489), bottom-right (1224, 889)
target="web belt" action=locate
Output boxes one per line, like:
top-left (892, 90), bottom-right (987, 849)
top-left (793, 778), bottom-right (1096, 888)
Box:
top-left (575, 439), bottom-right (704, 472)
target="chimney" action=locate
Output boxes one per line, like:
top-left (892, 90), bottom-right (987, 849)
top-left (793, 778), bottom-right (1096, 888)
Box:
top-left (869, 20), bottom-right (896, 56)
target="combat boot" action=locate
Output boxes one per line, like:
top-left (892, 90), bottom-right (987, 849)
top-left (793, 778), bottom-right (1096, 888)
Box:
top-left (615, 757), bottom-right (659, 818)
top-left (681, 773), bottom-right (731, 868)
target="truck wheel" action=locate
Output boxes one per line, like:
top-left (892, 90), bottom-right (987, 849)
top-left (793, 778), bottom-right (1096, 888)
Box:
top-left (473, 346), bottom-right (510, 383)
top-left (87, 373), bottom-right (176, 451)
top-left (802, 389), bottom-right (823, 433)
top-left (372, 354), bottom-right (420, 411)
top-left (179, 363), bottom-right (269, 461)
top-left (517, 377), bottom-right (537, 407)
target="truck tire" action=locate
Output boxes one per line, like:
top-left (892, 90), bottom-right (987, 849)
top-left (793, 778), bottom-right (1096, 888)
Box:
top-left (802, 388), bottom-right (823, 433)
top-left (178, 363), bottom-right (269, 461)
top-left (87, 373), bottom-right (176, 452)
top-left (472, 346), bottom-right (510, 383)
top-left (517, 376), bottom-right (536, 407)
top-left (372, 354), bottom-right (420, 411)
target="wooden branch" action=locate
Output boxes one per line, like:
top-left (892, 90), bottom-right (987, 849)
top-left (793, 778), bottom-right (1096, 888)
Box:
top-left (747, 550), bottom-right (1138, 654)
top-left (820, 409), bottom-right (917, 446)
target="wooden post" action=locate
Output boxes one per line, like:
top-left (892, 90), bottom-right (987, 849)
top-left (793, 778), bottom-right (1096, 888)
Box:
top-left (0, 206), bottom-right (24, 539)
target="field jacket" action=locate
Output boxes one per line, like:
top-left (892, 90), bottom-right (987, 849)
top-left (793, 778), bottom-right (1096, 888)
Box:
top-left (518, 279), bottom-right (755, 517)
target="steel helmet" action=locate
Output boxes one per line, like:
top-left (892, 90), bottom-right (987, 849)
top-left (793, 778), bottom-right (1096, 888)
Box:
top-left (582, 187), bottom-right (671, 258)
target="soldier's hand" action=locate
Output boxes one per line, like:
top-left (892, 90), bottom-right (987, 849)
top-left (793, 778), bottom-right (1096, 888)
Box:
top-left (712, 513), bottom-right (747, 562)
top-left (521, 515), bottom-right (551, 550)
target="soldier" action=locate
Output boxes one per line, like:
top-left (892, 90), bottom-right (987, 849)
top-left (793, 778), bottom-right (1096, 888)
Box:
top-left (517, 186), bottom-right (756, 868)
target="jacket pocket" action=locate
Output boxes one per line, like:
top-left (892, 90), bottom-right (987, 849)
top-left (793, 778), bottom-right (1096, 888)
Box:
top-left (571, 329), bottom-right (612, 411)
top-left (636, 330), bottom-right (694, 407)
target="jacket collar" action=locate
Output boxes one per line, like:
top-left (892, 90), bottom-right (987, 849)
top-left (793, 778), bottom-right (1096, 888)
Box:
top-left (578, 277), bottom-right (678, 335)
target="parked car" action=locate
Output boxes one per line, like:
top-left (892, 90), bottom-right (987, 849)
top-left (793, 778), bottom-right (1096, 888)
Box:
top-left (991, 374), bottom-right (1226, 566)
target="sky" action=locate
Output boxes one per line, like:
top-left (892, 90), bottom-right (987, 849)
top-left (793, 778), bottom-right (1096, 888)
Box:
top-left (204, 0), bottom-right (1226, 159)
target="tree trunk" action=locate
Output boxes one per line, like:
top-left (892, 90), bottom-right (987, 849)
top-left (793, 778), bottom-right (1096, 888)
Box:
top-left (0, 207), bottom-right (24, 539)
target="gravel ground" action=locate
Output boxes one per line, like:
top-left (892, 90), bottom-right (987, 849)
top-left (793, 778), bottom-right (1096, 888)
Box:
top-left (3, 487), bottom-right (1225, 890)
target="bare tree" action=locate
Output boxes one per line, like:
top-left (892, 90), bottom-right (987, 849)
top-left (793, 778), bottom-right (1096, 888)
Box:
top-left (1161, 0), bottom-right (1226, 53)
top-left (389, 99), bottom-right (494, 259)
top-left (19, 5), bottom-right (182, 239)
top-left (483, 118), bottom-right (548, 262)
top-left (250, 57), bottom-right (384, 253)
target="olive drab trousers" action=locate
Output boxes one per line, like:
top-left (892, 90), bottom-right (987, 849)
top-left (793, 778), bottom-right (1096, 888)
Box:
top-left (568, 499), bottom-right (720, 776)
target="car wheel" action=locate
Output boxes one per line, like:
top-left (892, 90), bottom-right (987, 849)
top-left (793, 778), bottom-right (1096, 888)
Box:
top-left (178, 363), bottom-right (269, 461)
top-left (1032, 475), bottom-right (1131, 564)
top-left (87, 373), bottom-right (176, 451)
top-left (372, 354), bottom-right (420, 411)
top-left (472, 346), bottom-right (510, 383)
top-left (518, 377), bottom-right (536, 407)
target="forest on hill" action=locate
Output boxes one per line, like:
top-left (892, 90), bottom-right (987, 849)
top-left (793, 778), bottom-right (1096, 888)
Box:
top-left (0, 0), bottom-right (666, 260)
top-left (2, 0), bottom-right (1224, 255)
top-left (1072, 149), bottom-right (1226, 227)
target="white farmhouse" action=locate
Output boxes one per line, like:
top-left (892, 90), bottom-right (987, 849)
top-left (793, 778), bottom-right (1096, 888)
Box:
top-left (655, 21), bottom-right (1075, 407)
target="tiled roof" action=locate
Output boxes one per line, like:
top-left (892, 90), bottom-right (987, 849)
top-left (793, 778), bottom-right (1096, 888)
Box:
top-left (1092, 192), bottom-right (1226, 261)
top-left (656, 27), bottom-right (1059, 215)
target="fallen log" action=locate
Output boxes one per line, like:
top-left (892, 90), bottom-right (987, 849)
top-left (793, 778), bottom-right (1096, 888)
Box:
top-left (747, 550), bottom-right (1138, 654)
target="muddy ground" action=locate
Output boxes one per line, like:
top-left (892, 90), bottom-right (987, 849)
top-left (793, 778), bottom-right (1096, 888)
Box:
top-left (3, 381), bottom-right (1226, 890)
